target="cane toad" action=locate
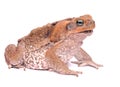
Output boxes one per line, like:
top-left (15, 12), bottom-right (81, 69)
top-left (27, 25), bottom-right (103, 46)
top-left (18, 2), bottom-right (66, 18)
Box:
top-left (4, 15), bottom-right (102, 76)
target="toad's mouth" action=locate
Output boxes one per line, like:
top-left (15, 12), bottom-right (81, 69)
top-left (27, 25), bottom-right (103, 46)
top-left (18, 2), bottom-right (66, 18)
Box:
top-left (80, 30), bottom-right (93, 33)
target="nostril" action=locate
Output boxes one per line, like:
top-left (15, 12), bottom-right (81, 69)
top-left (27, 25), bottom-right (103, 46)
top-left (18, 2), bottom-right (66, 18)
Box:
top-left (86, 20), bottom-right (95, 26)
top-left (89, 20), bottom-right (95, 25)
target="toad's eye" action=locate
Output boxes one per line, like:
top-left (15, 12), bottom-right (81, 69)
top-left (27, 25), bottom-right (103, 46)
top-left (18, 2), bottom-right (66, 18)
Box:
top-left (76, 19), bottom-right (84, 26)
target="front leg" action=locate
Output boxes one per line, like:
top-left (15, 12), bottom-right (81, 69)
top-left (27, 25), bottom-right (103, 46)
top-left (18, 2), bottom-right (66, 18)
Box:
top-left (72, 48), bottom-right (103, 69)
top-left (45, 42), bottom-right (82, 76)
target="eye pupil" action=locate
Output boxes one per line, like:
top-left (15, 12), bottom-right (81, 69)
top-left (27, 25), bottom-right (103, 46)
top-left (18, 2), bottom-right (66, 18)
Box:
top-left (76, 20), bottom-right (84, 26)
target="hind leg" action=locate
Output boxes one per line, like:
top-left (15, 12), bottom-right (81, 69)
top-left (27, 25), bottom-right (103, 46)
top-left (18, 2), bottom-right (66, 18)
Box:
top-left (4, 44), bottom-right (24, 69)
top-left (72, 48), bottom-right (103, 69)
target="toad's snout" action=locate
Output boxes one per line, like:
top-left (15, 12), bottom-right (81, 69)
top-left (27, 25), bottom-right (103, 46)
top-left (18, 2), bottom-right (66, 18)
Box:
top-left (86, 20), bottom-right (95, 26)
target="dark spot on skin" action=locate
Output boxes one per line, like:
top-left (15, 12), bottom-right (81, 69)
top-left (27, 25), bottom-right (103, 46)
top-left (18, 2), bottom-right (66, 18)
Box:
top-left (45, 30), bottom-right (50, 38)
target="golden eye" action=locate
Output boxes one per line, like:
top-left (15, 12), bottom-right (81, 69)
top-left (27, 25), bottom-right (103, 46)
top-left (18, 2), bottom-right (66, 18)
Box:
top-left (76, 19), bottom-right (84, 26)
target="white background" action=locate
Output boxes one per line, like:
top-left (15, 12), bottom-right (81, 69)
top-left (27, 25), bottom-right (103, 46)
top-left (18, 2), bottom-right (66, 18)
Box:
top-left (0, 0), bottom-right (120, 87)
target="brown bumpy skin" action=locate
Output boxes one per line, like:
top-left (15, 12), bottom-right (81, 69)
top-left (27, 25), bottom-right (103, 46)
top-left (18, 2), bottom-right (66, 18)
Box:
top-left (4, 44), bottom-right (24, 69)
top-left (4, 15), bottom-right (102, 76)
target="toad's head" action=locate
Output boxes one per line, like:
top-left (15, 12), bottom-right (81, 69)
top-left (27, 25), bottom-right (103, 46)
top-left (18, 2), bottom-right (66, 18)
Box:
top-left (50, 15), bottom-right (95, 42)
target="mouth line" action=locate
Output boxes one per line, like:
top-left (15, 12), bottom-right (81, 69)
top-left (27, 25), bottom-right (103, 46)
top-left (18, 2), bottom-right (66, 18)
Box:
top-left (80, 30), bottom-right (93, 33)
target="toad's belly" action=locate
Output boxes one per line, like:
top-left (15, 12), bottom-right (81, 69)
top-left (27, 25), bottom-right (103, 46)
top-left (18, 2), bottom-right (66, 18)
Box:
top-left (24, 48), bottom-right (49, 70)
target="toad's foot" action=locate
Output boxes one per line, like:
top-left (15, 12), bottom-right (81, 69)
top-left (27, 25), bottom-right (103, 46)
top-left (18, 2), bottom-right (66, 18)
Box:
top-left (59, 70), bottom-right (82, 77)
top-left (8, 64), bottom-right (26, 71)
top-left (71, 60), bottom-right (103, 69)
